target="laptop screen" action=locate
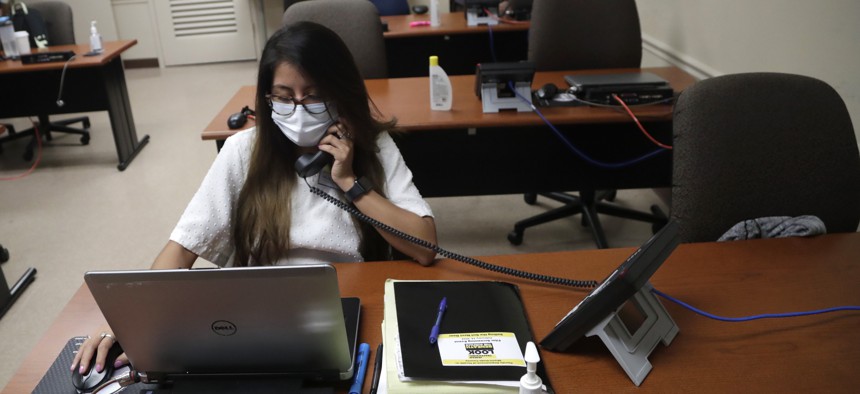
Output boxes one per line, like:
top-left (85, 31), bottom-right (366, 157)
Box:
top-left (85, 264), bottom-right (358, 383)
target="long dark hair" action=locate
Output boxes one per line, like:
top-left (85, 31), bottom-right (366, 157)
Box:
top-left (233, 22), bottom-right (395, 265)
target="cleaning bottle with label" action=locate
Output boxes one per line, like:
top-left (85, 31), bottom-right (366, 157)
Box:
top-left (89, 20), bottom-right (103, 53)
top-left (429, 55), bottom-right (452, 111)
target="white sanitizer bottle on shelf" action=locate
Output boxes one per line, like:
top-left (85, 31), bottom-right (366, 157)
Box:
top-left (429, 56), bottom-right (452, 111)
top-left (90, 21), bottom-right (103, 53)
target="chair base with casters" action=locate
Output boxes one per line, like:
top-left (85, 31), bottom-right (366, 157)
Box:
top-left (0, 124), bottom-right (16, 155)
top-left (0, 114), bottom-right (90, 161)
top-left (508, 190), bottom-right (667, 249)
top-left (1, 244), bottom-right (38, 321)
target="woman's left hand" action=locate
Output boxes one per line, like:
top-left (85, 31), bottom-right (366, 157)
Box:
top-left (318, 121), bottom-right (356, 190)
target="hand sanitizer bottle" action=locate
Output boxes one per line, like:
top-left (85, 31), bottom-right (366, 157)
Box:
top-left (429, 0), bottom-right (440, 27)
top-left (89, 21), bottom-right (103, 53)
top-left (519, 342), bottom-right (543, 394)
top-left (429, 56), bottom-right (452, 111)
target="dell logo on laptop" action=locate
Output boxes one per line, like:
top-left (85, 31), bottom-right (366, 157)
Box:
top-left (211, 320), bottom-right (237, 336)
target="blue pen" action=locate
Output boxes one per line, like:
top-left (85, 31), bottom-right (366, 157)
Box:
top-left (429, 297), bottom-right (447, 344)
top-left (349, 343), bottom-right (371, 394)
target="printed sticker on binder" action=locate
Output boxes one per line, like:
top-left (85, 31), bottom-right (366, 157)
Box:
top-left (437, 332), bottom-right (526, 367)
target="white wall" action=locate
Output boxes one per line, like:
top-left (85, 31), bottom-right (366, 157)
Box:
top-left (636, 0), bottom-right (860, 146)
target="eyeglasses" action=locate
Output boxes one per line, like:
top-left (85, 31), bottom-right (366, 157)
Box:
top-left (266, 94), bottom-right (328, 117)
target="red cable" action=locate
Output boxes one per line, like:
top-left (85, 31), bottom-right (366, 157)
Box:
top-left (0, 120), bottom-right (44, 181)
top-left (612, 94), bottom-right (673, 150)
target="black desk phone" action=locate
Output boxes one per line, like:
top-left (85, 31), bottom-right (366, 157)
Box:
top-left (295, 151), bottom-right (333, 178)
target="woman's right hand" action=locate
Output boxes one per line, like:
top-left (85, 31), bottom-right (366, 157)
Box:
top-left (69, 243), bottom-right (194, 376)
top-left (70, 323), bottom-right (129, 375)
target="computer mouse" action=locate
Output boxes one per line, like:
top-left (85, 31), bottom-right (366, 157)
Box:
top-left (412, 5), bottom-right (428, 14)
top-left (535, 83), bottom-right (559, 100)
top-left (227, 111), bottom-right (247, 129)
top-left (71, 342), bottom-right (123, 393)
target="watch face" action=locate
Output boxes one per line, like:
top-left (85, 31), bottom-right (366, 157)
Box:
top-left (358, 177), bottom-right (373, 190)
top-left (346, 177), bottom-right (372, 202)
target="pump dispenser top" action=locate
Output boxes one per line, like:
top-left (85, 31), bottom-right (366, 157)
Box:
top-left (89, 20), bottom-right (102, 53)
top-left (519, 342), bottom-right (543, 394)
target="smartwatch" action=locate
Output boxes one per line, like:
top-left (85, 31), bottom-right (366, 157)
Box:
top-left (345, 176), bottom-right (373, 203)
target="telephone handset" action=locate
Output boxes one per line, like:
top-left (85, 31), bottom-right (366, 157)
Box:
top-left (295, 151), bottom-right (334, 178)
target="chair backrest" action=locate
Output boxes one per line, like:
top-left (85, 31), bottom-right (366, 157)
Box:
top-left (282, 0), bottom-right (387, 79)
top-left (528, 0), bottom-right (641, 71)
top-left (28, 1), bottom-right (76, 46)
top-left (283, 0), bottom-right (306, 10)
top-left (369, 0), bottom-right (409, 16)
top-left (671, 73), bottom-right (860, 243)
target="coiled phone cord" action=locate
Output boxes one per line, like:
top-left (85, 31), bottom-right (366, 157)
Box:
top-left (305, 180), bottom-right (598, 289)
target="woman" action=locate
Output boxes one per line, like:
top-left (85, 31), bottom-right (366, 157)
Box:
top-left (72, 21), bottom-right (437, 375)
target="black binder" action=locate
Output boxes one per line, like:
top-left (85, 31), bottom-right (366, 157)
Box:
top-left (393, 281), bottom-right (551, 389)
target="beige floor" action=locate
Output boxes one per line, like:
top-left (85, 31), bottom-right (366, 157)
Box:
top-left (0, 61), bottom-right (666, 389)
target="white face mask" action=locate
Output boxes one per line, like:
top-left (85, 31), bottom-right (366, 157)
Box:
top-left (271, 102), bottom-right (338, 147)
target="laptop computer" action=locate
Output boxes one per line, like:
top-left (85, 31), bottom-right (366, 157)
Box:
top-left (84, 264), bottom-right (360, 385)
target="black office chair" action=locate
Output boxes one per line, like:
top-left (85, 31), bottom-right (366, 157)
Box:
top-left (0, 1), bottom-right (90, 161)
top-left (282, 0), bottom-right (388, 79)
top-left (671, 73), bottom-right (860, 243)
top-left (0, 124), bottom-right (15, 155)
top-left (283, 0), bottom-right (307, 11)
top-left (508, 0), bottom-right (666, 249)
top-left (369, 0), bottom-right (410, 16)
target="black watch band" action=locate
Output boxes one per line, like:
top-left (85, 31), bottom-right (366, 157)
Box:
top-left (345, 176), bottom-right (373, 203)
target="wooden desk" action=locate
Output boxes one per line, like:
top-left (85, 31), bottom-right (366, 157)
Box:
top-left (202, 67), bottom-right (691, 139)
top-left (381, 12), bottom-right (529, 77)
top-left (202, 67), bottom-right (694, 197)
top-left (5, 233), bottom-right (860, 392)
top-left (0, 40), bottom-right (149, 171)
top-left (381, 12), bottom-right (529, 38)
top-left (367, 67), bottom-right (690, 130)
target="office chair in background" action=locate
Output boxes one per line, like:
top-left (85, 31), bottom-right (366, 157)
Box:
top-left (285, 0), bottom-right (409, 17)
top-left (671, 73), bottom-right (860, 243)
top-left (283, 0), bottom-right (306, 10)
top-left (0, 124), bottom-right (16, 155)
top-left (2, 1), bottom-right (91, 161)
top-left (282, 0), bottom-right (388, 79)
top-left (508, 0), bottom-right (665, 249)
top-left (369, 0), bottom-right (410, 16)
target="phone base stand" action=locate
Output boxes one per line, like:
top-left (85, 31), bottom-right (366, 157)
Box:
top-left (481, 81), bottom-right (533, 113)
top-left (466, 7), bottom-right (499, 26)
top-left (584, 282), bottom-right (678, 386)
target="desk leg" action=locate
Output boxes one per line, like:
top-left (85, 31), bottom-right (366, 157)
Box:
top-left (102, 57), bottom-right (150, 171)
top-left (0, 267), bottom-right (37, 320)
